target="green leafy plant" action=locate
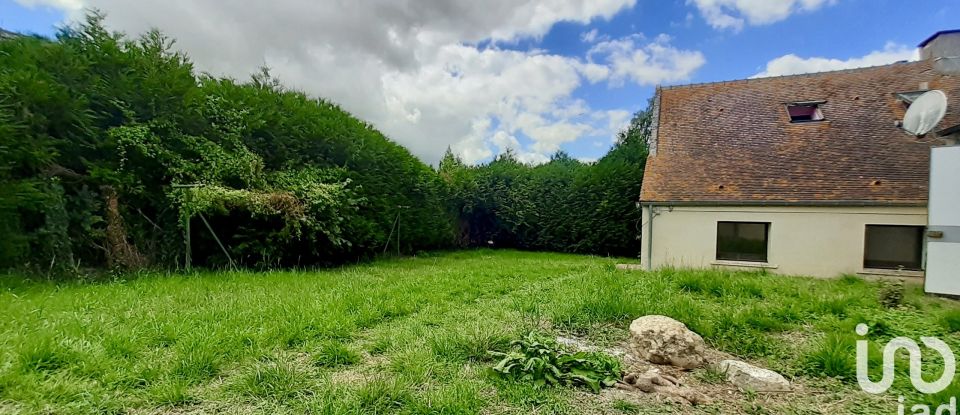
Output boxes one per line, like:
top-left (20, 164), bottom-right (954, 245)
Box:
top-left (878, 280), bottom-right (904, 309)
top-left (489, 332), bottom-right (621, 393)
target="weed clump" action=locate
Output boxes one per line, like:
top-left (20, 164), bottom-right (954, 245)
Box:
top-left (940, 309), bottom-right (960, 333)
top-left (489, 332), bottom-right (621, 393)
top-left (878, 280), bottom-right (904, 309)
top-left (229, 360), bottom-right (309, 400)
top-left (802, 334), bottom-right (856, 380)
top-left (312, 341), bottom-right (361, 368)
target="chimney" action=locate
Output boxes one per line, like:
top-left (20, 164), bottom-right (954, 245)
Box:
top-left (921, 30), bottom-right (960, 75)
top-left (920, 30), bottom-right (960, 60)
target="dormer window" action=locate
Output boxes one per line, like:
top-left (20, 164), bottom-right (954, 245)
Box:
top-left (896, 91), bottom-right (927, 106)
top-left (786, 102), bottom-right (825, 123)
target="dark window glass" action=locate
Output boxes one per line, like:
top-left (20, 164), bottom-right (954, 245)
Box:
top-left (716, 222), bottom-right (769, 262)
top-left (864, 225), bottom-right (924, 270)
top-left (787, 104), bottom-right (824, 122)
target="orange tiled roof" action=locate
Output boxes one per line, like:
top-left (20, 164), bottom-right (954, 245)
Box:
top-left (640, 60), bottom-right (960, 205)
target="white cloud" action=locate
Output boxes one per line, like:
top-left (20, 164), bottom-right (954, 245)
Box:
top-left (603, 109), bottom-right (632, 138)
top-left (753, 42), bottom-right (917, 78)
top-left (489, 131), bottom-right (550, 164)
top-left (581, 28), bottom-right (599, 43)
top-left (577, 61), bottom-right (612, 83)
top-left (29, 0), bottom-right (702, 165)
top-left (580, 28), bottom-right (610, 44)
top-left (688, 0), bottom-right (837, 31)
top-left (15, 0), bottom-right (83, 11)
top-left (451, 118), bottom-right (494, 164)
top-left (588, 34), bottom-right (706, 86)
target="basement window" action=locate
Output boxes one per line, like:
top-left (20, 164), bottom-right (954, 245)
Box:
top-left (864, 225), bottom-right (924, 271)
top-left (716, 222), bottom-right (770, 262)
top-left (786, 102), bottom-right (825, 123)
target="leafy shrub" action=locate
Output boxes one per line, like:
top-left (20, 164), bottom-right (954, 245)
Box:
top-left (441, 107), bottom-right (650, 257)
top-left (489, 332), bottom-right (621, 393)
top-left (0, 14), bottom-right (454, 273)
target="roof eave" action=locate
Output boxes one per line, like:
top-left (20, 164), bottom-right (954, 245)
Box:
top-left (937, 124), bottom-right (960, 137)
top-left (919, 29), bottom-right (960, 47)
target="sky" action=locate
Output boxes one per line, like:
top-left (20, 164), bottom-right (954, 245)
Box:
top-left (1, 0), bottom-right (956, 165)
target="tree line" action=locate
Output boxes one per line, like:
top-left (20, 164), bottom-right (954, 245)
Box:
top-left (0, 15), bottom-right (649, 275)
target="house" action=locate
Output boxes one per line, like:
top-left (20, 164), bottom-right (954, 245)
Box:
top-left (639, 30), bottom-right (960, 279)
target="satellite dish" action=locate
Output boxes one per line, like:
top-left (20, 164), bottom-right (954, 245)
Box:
top-left (902, 90), bottom-right (948, 136)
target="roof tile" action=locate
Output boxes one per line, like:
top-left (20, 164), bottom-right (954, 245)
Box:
top-left (640, 60), bottom-right (960, 205)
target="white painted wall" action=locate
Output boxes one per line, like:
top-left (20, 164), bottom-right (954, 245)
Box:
top-left (925, 146), bottom-right (960, 295)
top-left (640, 205), bottom-right (927, 278)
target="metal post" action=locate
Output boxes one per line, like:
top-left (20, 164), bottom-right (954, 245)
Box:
top-left (185, 212), bottom-right (191, 271)
top-left (383, 213), bottom-right (399, 254)
top-left (172, 183), bottom-right (203, 272)
top-left (198, 212), bottom-right (236, 270)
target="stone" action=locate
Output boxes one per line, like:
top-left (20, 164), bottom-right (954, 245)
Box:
top-left (618, 369), bottom-right (711, 405)
top-left (628, 315), bottom-right (707, 369)
top-left (719, 360), bottom-right (790, 392)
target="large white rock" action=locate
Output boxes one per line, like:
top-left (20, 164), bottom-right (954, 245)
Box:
top-left (628, 315), bottom-right (707, 369)
top-left (719, 360), bottom-right (791, 392)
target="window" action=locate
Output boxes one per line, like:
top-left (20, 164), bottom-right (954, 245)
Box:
top-left (786, 103), bottom-right (824, 123)
top-left (864, 225), bottom-right (924, 271)
top-left (716, 222), bottom-right (769, 262)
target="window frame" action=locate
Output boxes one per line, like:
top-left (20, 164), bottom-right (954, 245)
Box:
top-left (863, 225), bottom-right (925, 271)
top-left (715, 221), bottom-right (771, 263)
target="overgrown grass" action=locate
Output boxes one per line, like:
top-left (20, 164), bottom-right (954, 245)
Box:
top-left (1, 249), bottom-right (959, 414)
top-left (229, 359), bottom-right (311, 400)
top-left (312, 341), bottom-right (361, 369)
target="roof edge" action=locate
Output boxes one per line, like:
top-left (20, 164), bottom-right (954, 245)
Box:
top-left (919, 29), bottom-right (960, 47)
top-left (660, 60), bottom-right (918, 92)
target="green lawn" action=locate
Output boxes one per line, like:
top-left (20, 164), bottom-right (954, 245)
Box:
top-left (2, 250), bottom-right (959, 414)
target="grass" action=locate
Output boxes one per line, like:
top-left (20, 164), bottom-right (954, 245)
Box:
top-left (229, 359), bottom-right (310, 400)
top-left (312, 341), bottom-right (361, 369)
top-left (1, 249), bottom-right (960, 414)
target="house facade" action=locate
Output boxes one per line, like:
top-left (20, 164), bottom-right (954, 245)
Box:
top-left (639, 31), bottom-right (960, 279)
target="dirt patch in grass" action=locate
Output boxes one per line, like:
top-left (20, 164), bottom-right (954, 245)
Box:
top-left (559, 326), bottom-right (898, 414)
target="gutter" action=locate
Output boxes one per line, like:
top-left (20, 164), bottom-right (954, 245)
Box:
top-left (646, 204), bottom-right (654, 271)
top-left (642, 203), bottom-right (667, 271)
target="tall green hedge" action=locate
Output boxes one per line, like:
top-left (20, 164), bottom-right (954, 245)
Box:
top-left (0, 14), bottom-right (649, 274)
top-left (0, 14), bottom-right (453, 272)
top-left (441, 108), bottom-right (650, 257)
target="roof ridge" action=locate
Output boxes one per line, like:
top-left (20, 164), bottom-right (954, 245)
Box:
top-left (660, 60), bottom-right (920, 91)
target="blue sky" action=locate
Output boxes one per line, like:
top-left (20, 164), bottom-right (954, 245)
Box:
top-left (2, 0), bottom-right (956, 164)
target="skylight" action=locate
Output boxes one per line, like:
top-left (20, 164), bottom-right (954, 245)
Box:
top-left (786, 102), bottom-right (825, 123)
